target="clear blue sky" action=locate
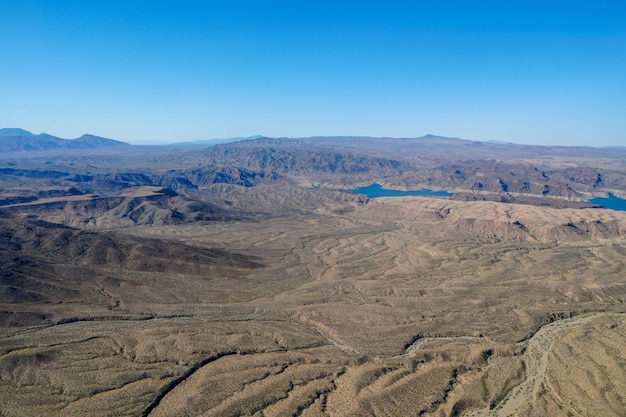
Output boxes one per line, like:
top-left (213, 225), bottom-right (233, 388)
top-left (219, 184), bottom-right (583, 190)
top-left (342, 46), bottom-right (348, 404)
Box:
top-left (1, 1), bottom-right (625, 146)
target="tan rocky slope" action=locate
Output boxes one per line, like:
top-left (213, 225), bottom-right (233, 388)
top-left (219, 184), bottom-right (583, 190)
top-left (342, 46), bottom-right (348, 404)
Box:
top-left (1, 187), bottom-right (625, 416)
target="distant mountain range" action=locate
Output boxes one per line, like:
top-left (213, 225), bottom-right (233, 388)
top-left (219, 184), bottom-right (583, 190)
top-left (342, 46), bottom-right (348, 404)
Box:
top-left (168, 135), bottom-right (265, 147)
top-left (0, 128), bottom-right (34, 137)
top-left (0, 128), bottom-right (130, 153)
top-left (0, 129), bottom-right (268, 153)
top-left (2, 128), bottom-right (625, 158)
top-left (2, 129), bottom-right (626, 207)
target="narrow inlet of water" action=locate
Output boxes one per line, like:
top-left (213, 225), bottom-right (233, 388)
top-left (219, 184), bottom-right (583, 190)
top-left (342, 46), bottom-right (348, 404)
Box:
top-left (351, 183), bottom-right (454, 198)
top-left (589, 193), bottom-right (626, 212)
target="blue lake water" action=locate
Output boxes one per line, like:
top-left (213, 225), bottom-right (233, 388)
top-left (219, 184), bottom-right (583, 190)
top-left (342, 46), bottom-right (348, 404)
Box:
top-left (351, 183), bottom-right (454, 198)
top-left (589, 193), bottom-right (626, 212)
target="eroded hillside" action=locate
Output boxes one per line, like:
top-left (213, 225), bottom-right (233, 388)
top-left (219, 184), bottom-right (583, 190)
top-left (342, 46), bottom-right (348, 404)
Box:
top-left (1, 137), bottom-right (625, 416)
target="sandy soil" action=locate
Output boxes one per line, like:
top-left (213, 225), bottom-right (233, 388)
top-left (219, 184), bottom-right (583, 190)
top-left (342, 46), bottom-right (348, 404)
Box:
top-left (1, 191), bottom-right (625, 416)
top-left (465, 312), bottom-right (625, 417)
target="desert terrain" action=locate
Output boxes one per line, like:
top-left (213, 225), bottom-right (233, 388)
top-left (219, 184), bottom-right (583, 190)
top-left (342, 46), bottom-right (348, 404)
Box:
top-left (1, 134), bottom-right (625, 416)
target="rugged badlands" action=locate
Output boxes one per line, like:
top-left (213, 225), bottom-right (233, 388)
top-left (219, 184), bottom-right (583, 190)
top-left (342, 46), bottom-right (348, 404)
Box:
top-left (1, 135), bottom-right (625, 416)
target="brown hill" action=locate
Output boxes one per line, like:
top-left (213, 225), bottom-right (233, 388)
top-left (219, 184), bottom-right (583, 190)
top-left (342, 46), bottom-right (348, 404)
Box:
top-left (0, 187), bottom-right (244, 228)
top-left (0, 217), bottom-right (262, 327)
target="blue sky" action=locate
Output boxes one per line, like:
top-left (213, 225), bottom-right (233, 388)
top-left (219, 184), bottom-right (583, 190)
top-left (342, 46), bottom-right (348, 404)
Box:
top-left (1, 1), bottom-right (625, 146)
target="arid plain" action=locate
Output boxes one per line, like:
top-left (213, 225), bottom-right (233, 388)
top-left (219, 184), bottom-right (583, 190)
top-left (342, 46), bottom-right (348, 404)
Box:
top-left (1, 134), bottom-right (625, 416)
